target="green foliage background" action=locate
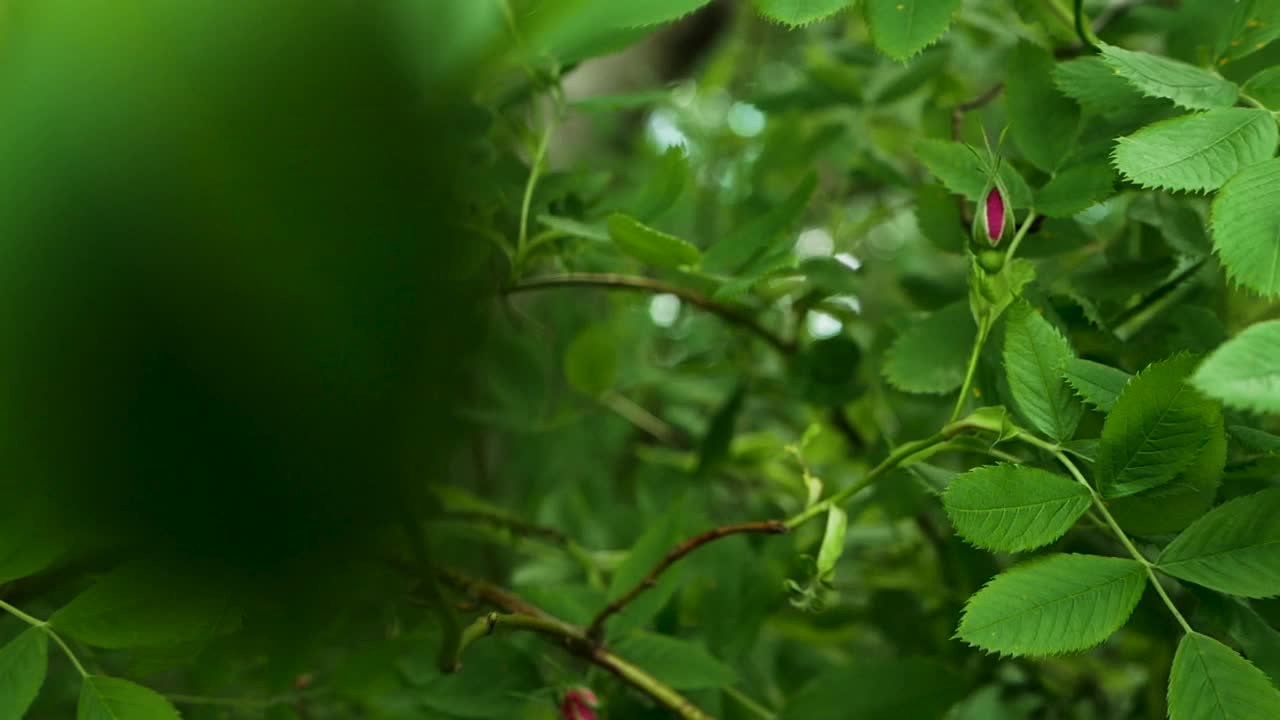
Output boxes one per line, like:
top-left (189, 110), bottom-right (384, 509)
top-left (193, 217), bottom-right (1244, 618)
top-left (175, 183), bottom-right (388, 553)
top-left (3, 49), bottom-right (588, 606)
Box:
top-left (3, 0), bottom-right (1280, 719)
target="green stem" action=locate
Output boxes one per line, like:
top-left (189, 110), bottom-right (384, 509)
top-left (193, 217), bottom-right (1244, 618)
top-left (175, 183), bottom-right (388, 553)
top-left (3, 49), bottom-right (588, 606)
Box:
top-left (1004, 210), bottom-right (1039, 263)
top-left (1073, 0), bottom-right (1100, 50)
top-left (0, 599), bottom-right (89, 677)
top-left (950, 318), bottom-right (990, 422)
top-left (1019, 433), bottom-right (1196, 634)
top-left (785, 431), bottom-right (951, 529)
top-left (515, 116), bottom-right (555, 274)
top-left (724, 685), bottom-right (777, 720)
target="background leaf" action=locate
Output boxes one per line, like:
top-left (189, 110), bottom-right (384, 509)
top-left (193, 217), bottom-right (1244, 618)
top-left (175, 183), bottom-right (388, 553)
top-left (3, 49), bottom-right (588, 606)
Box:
top-left (916, 139), bottom-right (1033, 209)
top-left (1157, 488), bottom-right (1280, 598)
top-left (1210, 159), bottom-right (1280, 299)
top-left (1006, 41), bottom-right (1081, 172)
top-left (1168, 632), bottom-right (1280, 720)
top-left (607, 213), bottom-right (702, 269)
top-left (1112, 108), bottom-right (1277, 193)
top-left (942, 464), bottom-right (1090, 553)
top-left (1035, 163), bottom-right (1115, 218)
top-left (1096, 354), bottom-right (1215, 499)
top-left (564, 324), bottom-right (618, 397)
top-left (957, 554), bottom-right (1146, 657)
top-left (1003, 302), bottom-right (1083, 442)
top-left (884, 302), bottom-right (976, 394)
top-left (612, 632), bottom-right (738, 689)
top-left (780, 657), bottom-right (968, 720)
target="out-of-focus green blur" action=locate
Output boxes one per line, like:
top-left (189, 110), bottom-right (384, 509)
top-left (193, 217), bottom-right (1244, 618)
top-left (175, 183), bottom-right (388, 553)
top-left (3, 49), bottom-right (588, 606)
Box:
top-left (0, 1), bottom-right (495, 580)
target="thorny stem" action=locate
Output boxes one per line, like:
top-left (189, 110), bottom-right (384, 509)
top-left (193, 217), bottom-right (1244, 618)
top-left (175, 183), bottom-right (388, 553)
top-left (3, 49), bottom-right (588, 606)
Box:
top-left (950, 318), bottom-right (991, 422)
top-left (506, 273), bottom-right (795, 354)
top-left (952, 82), bottom-right (1005, 140)
top-left (0, 598), bottom-right (90, 677)
top-left (1016, 432), bottom-right (1195, 634)
top-left (724, 685), bottom-right (777, 720)
top-left (1004, 209), bottom-right (1039, 263)
top-left (516, 116), bottom-right (555, 274)
top-left (438, 570), bottom-right (714, 720)
top-left (587, 520), bottom-right (789, 641)
top-left (1074, 0), bottom-right (1101, 51)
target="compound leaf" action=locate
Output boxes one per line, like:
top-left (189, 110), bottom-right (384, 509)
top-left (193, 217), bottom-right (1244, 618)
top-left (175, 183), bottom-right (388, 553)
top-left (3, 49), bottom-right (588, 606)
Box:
top-left (753, 0), bottom-right (856, 26)
top-left (1168, 632), bottom-right (1280, 720)
top-left (957, 554), bottom-right (1146, 657)
top-left (1003, 302), bottom-right (1083, 442)
top-left (943, 464), bottom-right (1091, 553)
top-left (1158, 488), bottom-right (1280, 598)
top-left (1096, 355), bottom-right (1216, 499)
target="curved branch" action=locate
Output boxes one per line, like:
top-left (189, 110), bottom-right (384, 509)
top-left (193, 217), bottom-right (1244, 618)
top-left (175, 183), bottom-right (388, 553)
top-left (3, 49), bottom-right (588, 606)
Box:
top-left (506, 273), bottom-right (795, 355)
top-left (437, 568), bottom-right (714, 720)
top-left (587, 520), bottom-right (789, 641)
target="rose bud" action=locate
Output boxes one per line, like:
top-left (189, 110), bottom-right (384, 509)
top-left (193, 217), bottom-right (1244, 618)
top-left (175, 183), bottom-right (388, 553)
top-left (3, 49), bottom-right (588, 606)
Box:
top-left (562, 687), bottom-right (599, 720)
top-left (973, 183), bottom-right (1009, 247)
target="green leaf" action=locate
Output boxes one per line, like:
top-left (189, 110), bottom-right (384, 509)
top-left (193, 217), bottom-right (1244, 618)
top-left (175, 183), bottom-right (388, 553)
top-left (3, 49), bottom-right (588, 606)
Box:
top-left (914, 183), bottom-right (966, 252)
top-left (1157, 488), bottom-right (1280, 598)
top-left (695, 384), bottom-right (746, 478)
top-left (1096, 354), bottom-right (1216, 499)
top-left (606, 212), bottom-right (701, 269)
top-left (1054, 56), bottom-right (1167, 119)
top-left (1192, 320), bottom-right (1280, 413)
top-left (942, 464), bottom-right (1091, 553)
top-left (1035, 163), bottom-right (1115, 218)
top-left (1210, 158), bottom-right (1280, 299)
top-left (1112, 108), bottom-right (1278, 193)
top-left (752, 0), bottom-right (856, 26)
top-left (608, 0), bottom-right (717, 28)
top-left (883, 301), bottom-right (977, 394)
top-left (1003, 302), bottom-right (1084, 442)
top-left (780, 657), bottom-right (967, 720)
top-left (1194, 591), bottom-right (1280, 686)
top-left (77, 676), bottom-right (181, 720)
top-left (632, 146), bottom-right (688, 220)
top-left (915, 139), bottom-right (1033, 209)
top-left (1062, 358), bottom-right (1132, 412)
top-left (0, 628), bottom-right (47, 720)
top-left (1168, 632), bottom-right (1280, 720)
top-left (864, 0), bottom-right (962, 61)
top-left (612, 632), bottom-right (738, 690)
top-left (1230, 425), bottom-right (1280, 454)
top-left (50, 562), bottom-right (239, 650)
top-left (563, 324), bottom-right (617, 397)
top-left (957, 554), bottom-right (1146, 657)
top-left (1006, 41), bottom-right (1081, 172)
top-left (1100, 44), bottom-right (1239, 110)
top-left (702, 174), bottom-right (816, 274)
top-left (1243, 66), bottom-right (1280, 111)
top-left (815, 504), bottom-right (848, 583)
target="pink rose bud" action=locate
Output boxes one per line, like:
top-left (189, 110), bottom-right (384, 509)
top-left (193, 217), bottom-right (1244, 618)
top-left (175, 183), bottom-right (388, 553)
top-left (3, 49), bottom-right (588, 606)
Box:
top-left (982, 186), bottom-right (1007, 245)
top-left (562, 687), bottom-right (599, 720)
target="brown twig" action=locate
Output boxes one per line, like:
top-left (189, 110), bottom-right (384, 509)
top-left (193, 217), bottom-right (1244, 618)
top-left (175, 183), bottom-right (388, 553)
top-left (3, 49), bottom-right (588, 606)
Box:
top-left (437, 568), bottom-right (714, 720)
top-left (506, 272), bottom-right (795, 355)
top-left (951, 82), bottom-right (1005, 141)
top-left (586, 520), bottom-right (789, 641)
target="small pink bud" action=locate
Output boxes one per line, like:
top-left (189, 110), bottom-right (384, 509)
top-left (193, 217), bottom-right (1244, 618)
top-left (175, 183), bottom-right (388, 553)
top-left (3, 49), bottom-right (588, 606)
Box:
top-left (562, 688), bottom-right (599, 720)
top-left (983, 187), bottom-right (1007, 245)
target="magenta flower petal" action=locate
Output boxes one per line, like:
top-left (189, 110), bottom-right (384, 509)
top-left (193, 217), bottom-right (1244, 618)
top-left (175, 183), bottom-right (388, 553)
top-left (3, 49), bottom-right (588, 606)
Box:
top-left (984, 187), bottom-right (1006, 245)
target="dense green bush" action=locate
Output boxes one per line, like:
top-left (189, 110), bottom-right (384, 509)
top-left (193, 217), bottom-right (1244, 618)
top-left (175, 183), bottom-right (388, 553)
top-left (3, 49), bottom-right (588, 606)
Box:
top-left (3, 1), bottom-right (1280, 718)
